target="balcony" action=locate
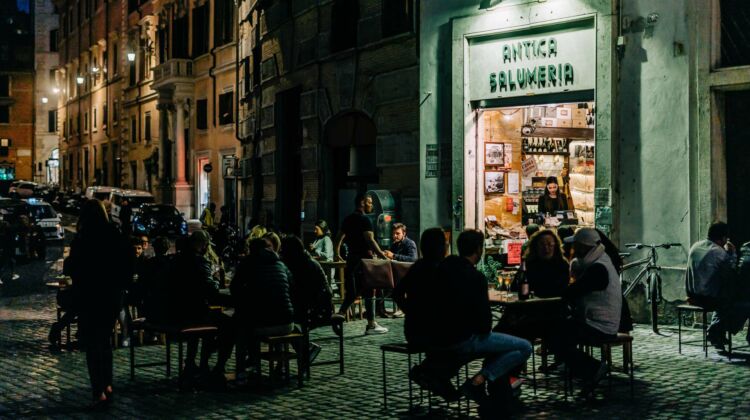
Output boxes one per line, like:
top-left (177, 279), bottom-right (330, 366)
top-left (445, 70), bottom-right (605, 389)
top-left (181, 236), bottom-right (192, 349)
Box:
top-left (151, 59), bottom-right (194, 90)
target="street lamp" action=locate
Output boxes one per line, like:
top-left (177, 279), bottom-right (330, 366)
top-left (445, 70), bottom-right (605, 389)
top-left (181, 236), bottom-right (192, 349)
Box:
top-left (76, 76), bottom-right (84, 84)
top-left (91, 66), bottom-right (99, 73)
top-left (41, 97), bottom-right (48, 104)
top-left (52, 87), bottom-right (60, 94)
top-left (127, 52), bottom-right (136, 62)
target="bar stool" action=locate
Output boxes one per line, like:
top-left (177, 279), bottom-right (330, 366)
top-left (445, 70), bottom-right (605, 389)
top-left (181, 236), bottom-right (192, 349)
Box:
top-left (677, 303), bottom-right (709, 357)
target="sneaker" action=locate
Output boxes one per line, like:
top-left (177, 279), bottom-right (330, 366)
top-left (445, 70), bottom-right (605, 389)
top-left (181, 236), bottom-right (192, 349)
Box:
top-left (365, 323), bottom-right (388, 335)
top-left (459, 379), bottom-right (488, 404)
top-left (580, 361), bottom-right (609, 400)
top-left (409, 365), bottom-right (460, 402)
top-left (391, 310), bottom-right (405, 318)
top-left (11, 274), bottom-right (19, 280)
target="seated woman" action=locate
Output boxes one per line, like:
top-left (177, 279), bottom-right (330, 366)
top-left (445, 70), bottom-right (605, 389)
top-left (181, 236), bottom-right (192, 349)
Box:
top-left (525, 230), bottom-right (570, 298)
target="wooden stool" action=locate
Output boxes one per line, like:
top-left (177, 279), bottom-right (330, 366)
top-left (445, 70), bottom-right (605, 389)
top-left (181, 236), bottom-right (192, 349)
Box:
top-left (304, 318), bottom-right (345, 377)
top-left (259, 333), bottom-right (305, 388)
top-left (677, 303), bottom-right (710, 357)
top-left (582, 333), bottom-right (635, 398)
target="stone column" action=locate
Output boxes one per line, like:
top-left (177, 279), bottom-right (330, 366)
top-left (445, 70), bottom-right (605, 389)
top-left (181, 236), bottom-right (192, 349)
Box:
top-left (157, 96), bottom-right (174, 205)
top-left (175, 99), bottom-right (187, 185)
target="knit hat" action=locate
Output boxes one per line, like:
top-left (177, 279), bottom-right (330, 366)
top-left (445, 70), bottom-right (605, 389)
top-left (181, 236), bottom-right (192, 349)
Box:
top-left (563, 227), bottom-right (601, 247)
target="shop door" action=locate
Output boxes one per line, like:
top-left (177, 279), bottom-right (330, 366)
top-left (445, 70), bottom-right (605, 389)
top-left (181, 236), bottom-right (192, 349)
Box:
top-left (725, 91), bottom-right (750, 246)
top-left (197, 157), bottom-right (210, 215)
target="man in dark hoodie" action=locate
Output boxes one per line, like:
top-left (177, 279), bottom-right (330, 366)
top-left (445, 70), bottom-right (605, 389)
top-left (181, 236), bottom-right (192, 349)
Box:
top-left (231, 238), bottom-right (295, 373)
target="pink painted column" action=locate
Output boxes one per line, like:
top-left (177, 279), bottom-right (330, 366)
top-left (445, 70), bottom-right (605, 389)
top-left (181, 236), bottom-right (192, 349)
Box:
top-left (175, 99), bottom-right (187, 185)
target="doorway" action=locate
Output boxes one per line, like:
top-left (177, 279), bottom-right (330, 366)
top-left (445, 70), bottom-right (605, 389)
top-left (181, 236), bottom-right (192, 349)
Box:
top-left (197, 156), bottom-right (210, 215)
top-left (274, 87), bottom-right (303, 235)
top-left (323, 111), bottom-right (378, 229)
top-left (724, 91), bottom-right (750, 246)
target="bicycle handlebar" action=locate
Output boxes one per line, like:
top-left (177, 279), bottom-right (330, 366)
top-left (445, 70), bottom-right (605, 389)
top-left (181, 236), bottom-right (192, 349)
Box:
top-left (624, 242), bottom-right (682, 249)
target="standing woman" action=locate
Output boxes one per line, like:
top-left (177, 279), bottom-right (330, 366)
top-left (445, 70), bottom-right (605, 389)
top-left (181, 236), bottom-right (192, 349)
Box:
top-left (537, 176), bottom-right (568, 215)
top-left (309, 219), bottom-right (333, 261)
top-left (66, 199), bottom-right (133, 409)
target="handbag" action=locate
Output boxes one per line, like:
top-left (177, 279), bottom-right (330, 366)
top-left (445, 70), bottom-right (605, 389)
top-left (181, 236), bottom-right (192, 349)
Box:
top-left (359, 258), bottom-right (394, 290)
top-left (390, 260), bottom-right (413, 286)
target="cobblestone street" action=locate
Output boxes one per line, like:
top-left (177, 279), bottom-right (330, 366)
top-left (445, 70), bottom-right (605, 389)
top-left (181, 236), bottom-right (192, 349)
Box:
top-left (2, 287), bottom-right (750, 419)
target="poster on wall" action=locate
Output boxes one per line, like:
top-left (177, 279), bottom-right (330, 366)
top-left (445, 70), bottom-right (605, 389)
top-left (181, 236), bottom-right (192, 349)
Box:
top-left (485, 143), bottom-right (504, 166)
top-left (485, 171), bottom-right (505, 194)
top-left (504, 143), bottom-right (512, 167)
top-left (507, 171), bottom-right (519, 194)
top-left (521, 157), bottom-right (537, 177)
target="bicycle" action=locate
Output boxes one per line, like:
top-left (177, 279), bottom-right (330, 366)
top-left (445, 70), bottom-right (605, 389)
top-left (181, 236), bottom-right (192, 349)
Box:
top-left (621, 242), bottom-right (682, 335)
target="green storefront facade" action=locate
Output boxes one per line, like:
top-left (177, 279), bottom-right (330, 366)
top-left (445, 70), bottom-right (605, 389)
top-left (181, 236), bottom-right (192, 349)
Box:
top-left (419, 0), bottom-right (736, 314)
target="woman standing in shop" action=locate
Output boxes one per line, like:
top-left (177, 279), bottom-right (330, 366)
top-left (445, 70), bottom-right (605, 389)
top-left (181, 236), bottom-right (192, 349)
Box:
top-left (537, 176), bottom-right (569, 214)
top-left (65, 199), bottom-right (133, 410)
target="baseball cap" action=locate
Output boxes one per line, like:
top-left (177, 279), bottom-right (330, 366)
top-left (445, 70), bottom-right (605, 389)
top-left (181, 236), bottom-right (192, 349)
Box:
top-left (563, 227), bottom-right (601, 247)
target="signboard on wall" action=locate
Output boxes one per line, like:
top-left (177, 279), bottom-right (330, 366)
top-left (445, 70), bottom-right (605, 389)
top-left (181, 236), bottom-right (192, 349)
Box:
top-left (467, 19), bottom-right (596, 101)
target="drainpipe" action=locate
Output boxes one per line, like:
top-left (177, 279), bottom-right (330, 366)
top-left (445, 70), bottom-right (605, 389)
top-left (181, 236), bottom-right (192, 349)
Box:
top-left (209, 14), bottom-right (218, 128)
top-left (234, 0), bottom-right (242, 227)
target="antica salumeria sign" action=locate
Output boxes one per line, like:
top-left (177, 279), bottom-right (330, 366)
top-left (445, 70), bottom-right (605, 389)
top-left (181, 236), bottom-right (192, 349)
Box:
top-left (468, 21), bottom-right (595, 101)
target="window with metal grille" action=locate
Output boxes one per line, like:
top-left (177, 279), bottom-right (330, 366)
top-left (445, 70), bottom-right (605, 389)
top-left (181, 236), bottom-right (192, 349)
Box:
top-left (214, 0), bottom-right (234, 47)
top-left (144, 112), bottom-right (151, 141)
top-left (720, 0), bottom-right (750, 67)
top-left (50, 29), bottom-right (59, 52)
top-left (382, 0), bottom-right (413, 38)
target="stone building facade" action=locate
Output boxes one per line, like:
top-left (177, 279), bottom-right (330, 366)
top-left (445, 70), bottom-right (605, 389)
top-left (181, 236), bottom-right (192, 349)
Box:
top-left (237, 0), bottom-right (420, 239)
top-left (34, 0), bottom-right (61, 184)
top-left (0, 1), bottom-right (35, 185)
top-left (54, 0), bottom-right (239, 220)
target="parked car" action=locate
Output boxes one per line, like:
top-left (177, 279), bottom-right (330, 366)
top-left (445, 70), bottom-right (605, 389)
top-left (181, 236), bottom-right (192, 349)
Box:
top-left (85, 186), bottom-right (120, 201)
top-left (0, 197), bottom-right (30, 223)
top-left (132, 204), bottom-right (188, 237)
top-left (25, 198), bottom-right (65, 241)
top-left (9, 181), bottom-right (38, 198)
top-left (109, 189), bottom-right (155, 226)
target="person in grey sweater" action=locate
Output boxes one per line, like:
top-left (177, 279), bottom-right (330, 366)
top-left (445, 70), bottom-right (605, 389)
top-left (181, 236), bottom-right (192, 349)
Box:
top-left (548, 228), bottom-right (621, 400)
top-left (686, 222), bottom-right (750, 348)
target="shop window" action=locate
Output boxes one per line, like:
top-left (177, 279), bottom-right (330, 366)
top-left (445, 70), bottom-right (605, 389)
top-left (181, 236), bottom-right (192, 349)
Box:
top-left (192, 3), bottom-right (209, 57)
top-left (0, 105), bottom-right (8, 123)
top-left (720, 0), bottom-right (750, 67)
top-left (214, 0), bottom-right (234, 47)
top-left (48, 110), bottom-right (56, 132)
top-left (197, 98), bottom-right (208, 129)
top-left (0, 75), bottom-right (8, 96)
top-left (330, 0), bottom-right (359, 53)
top-left (382, 0), bottom-right (413, 38)
top-left (219, 92), bottom-right (233, 125)
top-left (50, 29), bottom-right (59, 52)
top-left (144, 112), bottom-right (151, 141)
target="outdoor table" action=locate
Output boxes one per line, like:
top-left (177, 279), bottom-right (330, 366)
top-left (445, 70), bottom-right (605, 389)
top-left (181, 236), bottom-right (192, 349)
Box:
top-left (488, 289), bottom-right (562, 307)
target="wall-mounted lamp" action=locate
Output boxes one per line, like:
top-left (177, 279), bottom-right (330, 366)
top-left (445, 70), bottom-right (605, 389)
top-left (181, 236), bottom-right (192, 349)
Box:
top-left (41, 97), bottom-right (48, 104)
top-left (76, 76), bottom-right (84, 84)
top-left (91, 66), bottom-right (99, 72)
top-left (52, 87), bottom-right (60, 94)
top-left (127, 52), bottom-right (136, 62)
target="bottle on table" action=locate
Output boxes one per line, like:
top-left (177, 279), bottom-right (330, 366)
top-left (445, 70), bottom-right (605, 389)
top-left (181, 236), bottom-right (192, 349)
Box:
top-left (517, 261), bottom-right (530, 301)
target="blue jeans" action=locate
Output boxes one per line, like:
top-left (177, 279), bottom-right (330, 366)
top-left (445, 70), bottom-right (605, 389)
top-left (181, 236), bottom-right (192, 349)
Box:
top-left (444, 333), bottom-right (532, 382)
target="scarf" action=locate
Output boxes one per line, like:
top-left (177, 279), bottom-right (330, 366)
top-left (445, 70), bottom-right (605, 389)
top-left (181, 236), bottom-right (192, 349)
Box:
top-left (570, 243), bottom-right (606, 279)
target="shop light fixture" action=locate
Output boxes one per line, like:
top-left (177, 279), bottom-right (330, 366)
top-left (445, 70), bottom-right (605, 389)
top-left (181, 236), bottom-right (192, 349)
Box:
top-left (76, 76), bottom-right (84, 84)
top-left (41, 97), bottom-right (48, 104)
top-left (127, 52), bottom-right (136, 62)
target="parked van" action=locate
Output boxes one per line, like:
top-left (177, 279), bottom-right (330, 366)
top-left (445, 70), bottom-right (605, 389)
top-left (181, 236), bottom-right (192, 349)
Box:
top-left (85, 186), bottom-right (120, 201)
top-left (109, 189), bottom-right (155, 226)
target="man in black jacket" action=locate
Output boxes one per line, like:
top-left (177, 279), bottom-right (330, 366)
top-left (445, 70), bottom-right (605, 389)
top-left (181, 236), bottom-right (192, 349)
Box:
top-left (170, 230), bottom-right (234, 387)
top-left (417, 230), bottom-right (531, 416)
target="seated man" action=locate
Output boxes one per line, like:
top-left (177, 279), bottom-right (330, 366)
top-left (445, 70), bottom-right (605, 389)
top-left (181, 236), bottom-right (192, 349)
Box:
top-left (420, 230), bottom-right (531, 416)
top-left (168, 231), bottom-right (234, 388)
top-left (231, 238), bottom-right (295, 373)
top-left (548, 228), bottom-right (621, 399)
top-left (686, 222), bottom-right (750, 348)
top-left (384, 223), bottom-right (418, 262)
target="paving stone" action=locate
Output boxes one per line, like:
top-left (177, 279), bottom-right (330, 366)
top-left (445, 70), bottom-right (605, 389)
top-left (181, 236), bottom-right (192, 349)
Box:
top-left (2, 292), bottom-right (750, 418)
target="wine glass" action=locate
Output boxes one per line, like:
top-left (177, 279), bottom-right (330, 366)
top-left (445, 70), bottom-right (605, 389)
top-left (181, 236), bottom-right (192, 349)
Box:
top-left (503, 275), bottom-right (513, 296)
